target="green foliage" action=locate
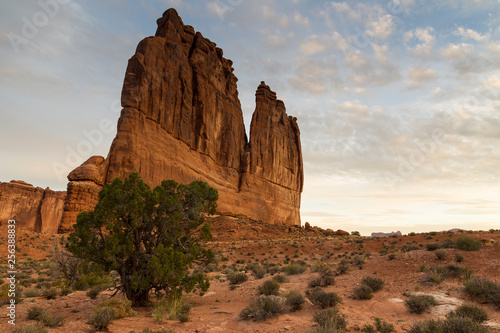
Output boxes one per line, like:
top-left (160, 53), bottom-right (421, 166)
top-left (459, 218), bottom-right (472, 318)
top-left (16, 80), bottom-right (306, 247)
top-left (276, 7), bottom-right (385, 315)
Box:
top-left (86, 285), bottom-right (104, 299)
top-left (42, 287), bottom-right (58, 299)
top-left (87, 306), bottom-right (116, 330)
top-left (425, 242), bottom-right (441, 251)
top-left (285, 289), bottom-right (305, 311)
top-left (239, 295), bottom-right (286, 321)
top-left (152, 295), bottom-right (189, 322)
top-left (404, 295), bottom-right (436, 314)
top-left (353, 285), bottom-right (373, 300)
top-left (252, 265), bottom-right (267, 279)
top-left (95, 297), bottom-right (134, 319)
top-left (227, 272), bottom-right (248, 285)
top-left (361, 276), bottom-right (384, 292)
top-left (435, 250), bottom-right (448, 260)
top-left (67, 173), bottom-right (217, 306)
top-left (465, 276), bottom-right (500, 308)
top-left (258, 279), bottom-right (280, 296)
top-left (454, 252), bottom-right (464, 263)
top-left (351, 231), bottom-right (361, 236)
top-left (272, 274), bottom-right (289, 283)
top-left (307, 287), bottom-right (342, 308)
top-left (406, 317), bottom-right (491, 333)
top-left (282, 262), bottom-right (307, 275)
top-left (27, 306), bottom-right (47, 321)
top-left (374, 317), bottom-right (395, 333)
top-left (447, 304), bottom-right (488, 323)
top-left (24, 289), bottom-right (41, 298)
top-left (11, 322), bottom-right (48, 333)
top-left (455, 236), bottom-right (482, 251)
top-left (313, 308), bottom-right (347, 330)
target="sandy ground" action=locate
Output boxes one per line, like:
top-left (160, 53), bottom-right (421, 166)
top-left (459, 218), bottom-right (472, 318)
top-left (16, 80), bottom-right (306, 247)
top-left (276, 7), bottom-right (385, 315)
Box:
top-left (1, 217), bottom-right (500, 332)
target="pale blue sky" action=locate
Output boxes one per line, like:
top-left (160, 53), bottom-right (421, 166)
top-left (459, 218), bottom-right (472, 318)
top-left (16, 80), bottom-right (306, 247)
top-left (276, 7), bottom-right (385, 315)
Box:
top-left (1, 0), bottom-right (500, 234)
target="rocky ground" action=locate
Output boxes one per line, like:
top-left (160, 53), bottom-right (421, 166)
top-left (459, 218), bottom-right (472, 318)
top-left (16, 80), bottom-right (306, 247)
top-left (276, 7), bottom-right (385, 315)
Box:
top-left (1, 216), bottom-right (500, 332)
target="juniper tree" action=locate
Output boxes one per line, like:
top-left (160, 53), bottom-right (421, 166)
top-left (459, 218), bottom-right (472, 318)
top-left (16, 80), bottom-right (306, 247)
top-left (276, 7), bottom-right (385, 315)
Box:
top-left (67, 172), bottom-right (217, 306)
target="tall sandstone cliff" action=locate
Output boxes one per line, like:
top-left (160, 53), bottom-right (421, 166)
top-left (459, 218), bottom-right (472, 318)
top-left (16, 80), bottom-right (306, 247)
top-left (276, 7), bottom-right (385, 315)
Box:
top-left (0, 181), bottom-right (65, 233)
top-left (59, 9), bottom-right (303, 232)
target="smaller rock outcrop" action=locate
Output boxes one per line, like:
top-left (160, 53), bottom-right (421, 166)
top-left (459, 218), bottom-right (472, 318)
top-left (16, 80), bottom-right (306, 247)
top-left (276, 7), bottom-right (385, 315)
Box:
top-left (371, 231), bottom-right (402, 238)
top-left (0, 181), bottom-right (65, 232)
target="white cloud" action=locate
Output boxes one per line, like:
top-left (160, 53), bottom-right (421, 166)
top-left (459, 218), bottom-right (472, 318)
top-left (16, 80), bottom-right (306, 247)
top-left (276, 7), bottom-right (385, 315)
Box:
top-left (405, 27), bottom-right (436, 59)
top-left (294, 11), bottom-right (309, 27)
top-left (365, 14), bottom-right (395, 40)
top-left (454, 27), bottom-right (490, 42)
top-left (407, 67), bottom-right (438, 90)
top-left (299, 35), bottom-right (327, 55)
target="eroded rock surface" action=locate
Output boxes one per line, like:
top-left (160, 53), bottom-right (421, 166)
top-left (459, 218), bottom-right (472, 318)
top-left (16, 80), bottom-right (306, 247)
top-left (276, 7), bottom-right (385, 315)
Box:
top-left (0, 181), bottom-right (65, 233)
top-left (60, 8), bottom-right (303, 231)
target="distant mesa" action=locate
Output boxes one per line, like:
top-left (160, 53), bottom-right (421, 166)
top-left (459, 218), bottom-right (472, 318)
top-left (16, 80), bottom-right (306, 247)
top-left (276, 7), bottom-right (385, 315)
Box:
top-left (371, 231), bottom-right (403, 238)
top-left (0, 8), bottom-right (304, 233)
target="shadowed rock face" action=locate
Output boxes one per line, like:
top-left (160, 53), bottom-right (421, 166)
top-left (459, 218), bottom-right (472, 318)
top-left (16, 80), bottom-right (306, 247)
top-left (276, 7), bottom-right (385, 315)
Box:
top-left (0, 181), bottom-right (65, 233)
top-left (59, 8), bottom-right (303, 232)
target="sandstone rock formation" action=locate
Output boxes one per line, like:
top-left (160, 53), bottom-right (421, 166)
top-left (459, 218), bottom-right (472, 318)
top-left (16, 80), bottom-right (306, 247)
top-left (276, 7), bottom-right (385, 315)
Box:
top-left (0, 181), bottom-right (65, 233)
top-left (59, 8), bottom-right (303, 232)
top-left (371, 231), bottom-right (402, 238)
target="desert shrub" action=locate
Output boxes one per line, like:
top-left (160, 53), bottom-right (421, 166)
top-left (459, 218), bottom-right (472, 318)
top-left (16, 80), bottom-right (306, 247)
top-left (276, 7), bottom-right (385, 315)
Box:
top-left (401, 243), bottom-right (420, 252)
top-left (152, 296), bottom-right (189, 322)
top-left (42, 287), bottom-right (58, 299)
top-left (24, 289), bottom-right (41, 298)
top-left (11, 322), bottom-right (48, 333)
top-left (87, 306), bottom-right (116, 330)
top-left (374, 317), bottom-right (394, 333)
top-left (27, 306), bottom-right (47, 321)
top-left (406, 317), bottom-right (491, 333)
top-left (313, 308), bottom-right (347, 330)
top-left (336, 260), bottom-right (349, 275)
top-left (60, 286), bottom-right (72, 296)
top-left (86, 285), bottom-right (104, 299)
top-left (404, 295), bottom-right (436, 314)
top-left (272, 274), bottom-right (289, 283)
top-left (239, 295), bottom-right (286, 321)
top-left (454, 252), bottom-right (464, 263)
top-left (425, 242), bottom-right (441, 251)
top-left (42, 313), bottom-right (65, 327)
top-left (95, 297), bottom-right (134, 319)
top-left (435, 249), bottom-right (447, 260)
top-left (447, 304), bottom-right (488, 323)
top-left (307, 287), bottom-right (342, 308)
top-left (443, 264), bottom-right (466, 278)
top-left (227, 272), bottom-right (248, 285)
top-left (267, 266), bottom-right (281, 275)
top-left (361, 276), bottom-right (384, 292)
top-left (352, 255), bottom-right (365, 269)
top-left (455, 236), bottom-right (482, 251)
top-left (362, 324), bottom-right (377, 333)
top-left (353, 285), bottom-right (373, 300)
top-left (311, 261), bottom-right (331, 274)
top-left (285, 290), bottom-right (305, 311)
top-left (252, 265), bottom-right (267, 279)
top-left (465, 276), bottom-right (500, 307)
top-left (258, 279), bottom-right (280, 296)
top-left (282, 262), bottom-right (307, 275)
top-left (309, 277), bottom-right (324, 288)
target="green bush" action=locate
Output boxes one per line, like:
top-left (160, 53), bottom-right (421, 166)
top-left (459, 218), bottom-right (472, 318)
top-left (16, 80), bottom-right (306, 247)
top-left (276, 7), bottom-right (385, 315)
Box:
top-left (425, 242), bottom-right (441, 251)
top-left (282, 263), bottom-right (307, 275)
top-left (258, 279), bottom-right (280, 296)
top-left (152, 296), bottom-right (189, 322)
top-left (27, 306), bottom-right (47, 321)
top-left (42, 287), bottom-right (58, 299)
top-left (252, 266), bottom-right (267, 279)
top-left (406, 317), bottom-right (491, 333)
top-left (272, 274), bottom-right (289, 283)
top-left (24, 289), bottom-right (41, 298)
top-left (447, 304), bottom-right (488, 323)
top-left (86, 285), bottom-right (103, 299)
top-left (361, 276), bottom-right (384, 292)
top-left (454, 252), bottom-right (464, 263)
top-left (11, 322), bottom-right (48, 333)
top-left (353, 285), bottom-right (373, 300)
top-left (285, 290), bottom-right (305, 311)
top-left (313, 308), bottom-right (347, 330)
top-left (465, 276), bottom-right (500, 308)
top-left (227, 272), bottom-right (248, 285)
top-left (404, 295), bottom-right (436, 314)
top-left (95, 297), bottom-right (134, 319)
top-left (455, 236), bottom-right (482, 251)
top-left (239, 295), bottom-right (286, 321)
top-left (435, 249), bottom-right (447, 260)
top-left (87, 306), bottom-right (116, 330)
top-left (374, 317), bottom-right (394, 333)
top-left (42, 313), bottom-right (65, 327)
top-left (307, 287), bottom-right (342, 308)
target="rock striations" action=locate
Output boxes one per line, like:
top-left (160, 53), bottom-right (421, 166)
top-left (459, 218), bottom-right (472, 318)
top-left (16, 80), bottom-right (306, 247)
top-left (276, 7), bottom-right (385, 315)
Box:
top-left (0, 181), bottom-right (65, 233)
top-left (59, 9), bottom-right (303, 232)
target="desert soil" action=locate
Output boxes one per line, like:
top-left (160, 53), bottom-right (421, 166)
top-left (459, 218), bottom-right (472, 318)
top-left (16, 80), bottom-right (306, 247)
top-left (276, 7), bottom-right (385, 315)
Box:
top-left (1, 216), bottom-right (500, 332)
